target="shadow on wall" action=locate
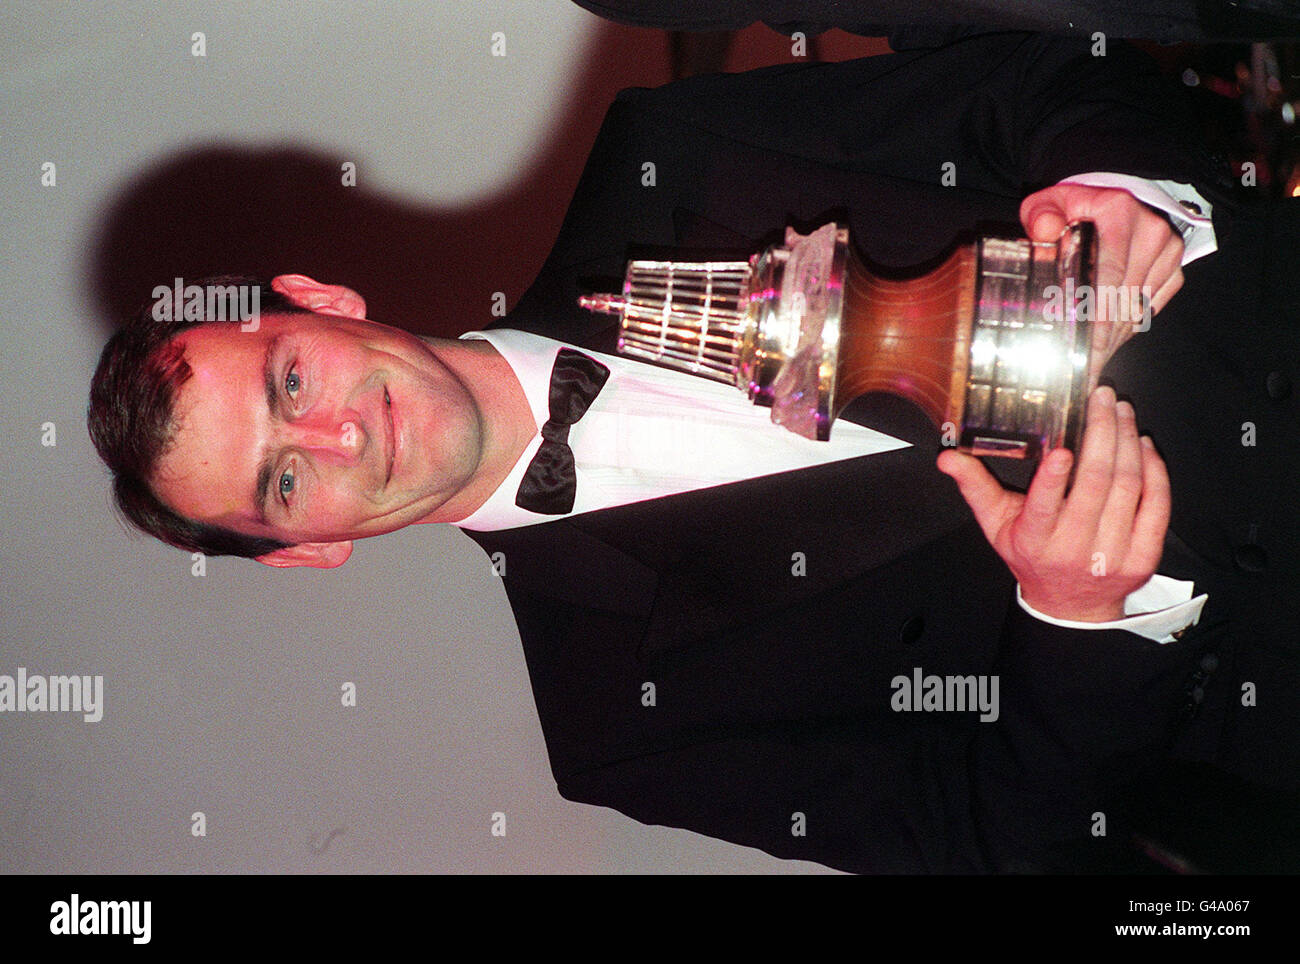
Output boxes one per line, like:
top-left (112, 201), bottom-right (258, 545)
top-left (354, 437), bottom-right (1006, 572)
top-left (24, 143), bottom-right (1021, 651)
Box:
top-left (86, 21), bottom-right (677, 340)
top-left (86, 19), bottom-right (889, 340)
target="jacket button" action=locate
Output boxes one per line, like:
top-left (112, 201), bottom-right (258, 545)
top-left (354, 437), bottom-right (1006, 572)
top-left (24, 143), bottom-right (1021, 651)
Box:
top-left (899, 615), bottom-right (925, 645)
top-left (1234, 543), bottom-right (1268, 572)
top-left (1199, 653), bottom-right (1219, 672)
top-left (1266, 371), bottom-right (1291, 400)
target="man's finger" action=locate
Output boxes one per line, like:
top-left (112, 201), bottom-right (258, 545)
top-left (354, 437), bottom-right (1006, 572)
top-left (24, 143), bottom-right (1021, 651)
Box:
top-left (1087, 318), bottom-right (1116, 392)
top-left (1020, 196), bottom-right (1068, 243)
top-left (1030, 210), bottom-right (1068, 243)
top-left (1016, 447), bottom-right (1074, 553)
top-left (1095, 400), bottom-right (1144, 566)
top-left (936, 449), bottom-right (1021, 546)
top-left (1144, 241), bottom-right (1185, 318)
top-left (1058, 386), bottom-right (1119, 537)
top-left (1119, 209), bottom-right (1172, 293)
top-left (1091, 212), bottom-right (1135, 314)
top-left (1126, 435), bottom-right (1172, 577)
top-left (1148, 266), bottom-right (1184, 320)
top-left (1115, 217), bottom-right (1176, 327)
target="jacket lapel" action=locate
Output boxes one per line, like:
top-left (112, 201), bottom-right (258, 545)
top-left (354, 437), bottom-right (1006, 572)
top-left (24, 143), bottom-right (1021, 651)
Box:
top-left (466, 390), bottom-right (976, 658)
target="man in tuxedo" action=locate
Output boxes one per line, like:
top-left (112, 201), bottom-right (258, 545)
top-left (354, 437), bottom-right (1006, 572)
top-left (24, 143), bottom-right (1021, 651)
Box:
top-left (88, 33), bottom-right (1298, 871)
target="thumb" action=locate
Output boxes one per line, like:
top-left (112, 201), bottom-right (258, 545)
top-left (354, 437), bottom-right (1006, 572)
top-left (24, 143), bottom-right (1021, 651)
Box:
top-left (937, 449), bottom-right (1019, 543)
top-left (1021, 201), bottom-right (1068, 244)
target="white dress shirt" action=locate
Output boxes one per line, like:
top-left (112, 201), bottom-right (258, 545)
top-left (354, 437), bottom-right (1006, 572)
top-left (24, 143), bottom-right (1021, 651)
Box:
top-left (456, 176), bottom-right (1215, 642)
top-left (455, 328), bottom-right (910, 529)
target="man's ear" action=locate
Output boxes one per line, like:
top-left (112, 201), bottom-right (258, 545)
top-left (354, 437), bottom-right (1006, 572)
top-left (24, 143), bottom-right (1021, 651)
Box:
top-left (255, 540), bottom-right (354, 569)
top-left (271, 274), bottom-right (367, 320)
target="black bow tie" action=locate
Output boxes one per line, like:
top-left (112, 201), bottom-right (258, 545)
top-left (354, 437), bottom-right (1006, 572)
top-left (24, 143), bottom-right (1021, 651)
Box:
top-left (515, 348), bottom-right (610, 515)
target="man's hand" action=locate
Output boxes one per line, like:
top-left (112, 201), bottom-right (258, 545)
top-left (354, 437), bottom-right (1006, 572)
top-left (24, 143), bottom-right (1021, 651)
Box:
top-left (1020, 183), bottom-right (1185, 391)
top-left (936, 386), bottom-right (1170, 622)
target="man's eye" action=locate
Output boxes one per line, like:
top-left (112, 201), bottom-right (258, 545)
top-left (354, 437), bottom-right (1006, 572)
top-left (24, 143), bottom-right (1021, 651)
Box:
top-left (285, 369), bottom-right (302, 399)
top-left (278, 468), bottom-right (295, 502)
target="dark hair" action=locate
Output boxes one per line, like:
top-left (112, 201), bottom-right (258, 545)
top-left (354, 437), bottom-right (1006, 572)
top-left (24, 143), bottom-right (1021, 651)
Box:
top-left (88, 276), bottom-right (312, 558)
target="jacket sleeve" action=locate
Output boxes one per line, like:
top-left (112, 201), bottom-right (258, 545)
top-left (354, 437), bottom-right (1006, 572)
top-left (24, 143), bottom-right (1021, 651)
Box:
top-left (968, 599), bottom-right (1212, 870)
top-left (617, 31), bottom-right (1237, 218)
top-left (545, 592), bottom-right (1206, 873)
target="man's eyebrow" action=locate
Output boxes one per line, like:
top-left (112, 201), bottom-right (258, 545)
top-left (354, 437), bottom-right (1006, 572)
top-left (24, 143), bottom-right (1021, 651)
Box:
top-left (262, 335), bottom-right (283, 414)
top-left (254, 335), bottom-right (284, 524)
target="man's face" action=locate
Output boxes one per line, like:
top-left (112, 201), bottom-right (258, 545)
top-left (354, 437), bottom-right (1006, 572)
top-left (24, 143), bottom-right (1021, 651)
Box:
top-left (152, 309), bottom-right (485, 558)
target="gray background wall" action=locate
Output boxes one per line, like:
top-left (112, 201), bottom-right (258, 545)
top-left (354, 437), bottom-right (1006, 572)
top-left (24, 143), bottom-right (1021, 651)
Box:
top-left (0, 0), bottom-right (839, 872)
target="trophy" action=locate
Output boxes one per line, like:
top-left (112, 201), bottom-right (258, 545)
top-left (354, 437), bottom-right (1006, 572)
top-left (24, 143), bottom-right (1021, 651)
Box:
top-left (579, 221), bottom-right (1097, 458)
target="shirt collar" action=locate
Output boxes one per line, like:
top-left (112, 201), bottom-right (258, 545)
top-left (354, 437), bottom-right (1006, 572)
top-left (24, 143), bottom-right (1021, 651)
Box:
top-left (453, 329), bottom-right (569, 531)
top-left (459, 328), bottom-right (564, 432)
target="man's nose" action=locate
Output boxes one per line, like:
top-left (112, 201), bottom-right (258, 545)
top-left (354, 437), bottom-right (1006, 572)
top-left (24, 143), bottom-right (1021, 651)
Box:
top-left (289, 413), bottom-right (366, 462)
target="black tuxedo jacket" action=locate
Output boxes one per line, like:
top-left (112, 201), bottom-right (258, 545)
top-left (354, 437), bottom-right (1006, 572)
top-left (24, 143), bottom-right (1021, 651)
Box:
top-left (462, 34), bottom-right (1298, 872)
top-left (574, 0), bottom-right (1300, 41)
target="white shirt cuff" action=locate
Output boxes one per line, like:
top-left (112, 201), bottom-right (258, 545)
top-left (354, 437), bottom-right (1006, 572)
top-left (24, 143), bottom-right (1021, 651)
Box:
top-left (1016, 574), bottom-right (1208, 644)
top-left (1057, 172), bottom-right (1218, 265)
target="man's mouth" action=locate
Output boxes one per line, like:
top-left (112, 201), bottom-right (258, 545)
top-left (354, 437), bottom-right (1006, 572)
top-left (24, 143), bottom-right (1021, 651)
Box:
top-left (383, 386), bottom-right (395, 486)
